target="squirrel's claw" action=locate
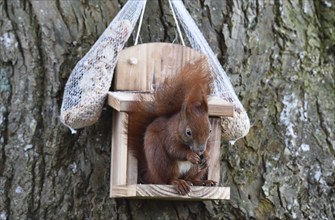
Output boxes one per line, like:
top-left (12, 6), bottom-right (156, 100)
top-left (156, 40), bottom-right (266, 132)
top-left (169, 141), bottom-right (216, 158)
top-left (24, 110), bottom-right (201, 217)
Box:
top-left (171, 179), bottom-right (191, 195)
top-left (187, 152), bottom-right (201, 164)
top-left (199, 153), bottom-right (209, 169)
top-left (199, 157), bottom-right (208, 169)
top-left (189, 179), bottom-right (217, 187)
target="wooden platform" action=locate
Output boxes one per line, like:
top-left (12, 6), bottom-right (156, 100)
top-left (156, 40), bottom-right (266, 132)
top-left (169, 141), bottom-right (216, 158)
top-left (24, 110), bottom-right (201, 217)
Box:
top-left (111, 185), bottom-right (230, 200)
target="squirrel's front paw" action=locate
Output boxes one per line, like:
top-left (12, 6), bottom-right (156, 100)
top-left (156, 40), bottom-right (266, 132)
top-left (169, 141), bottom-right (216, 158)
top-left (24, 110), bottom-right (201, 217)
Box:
top-left (202, 179), bottom-right (217, 186)
top-left (171, 179), bottom-right (191, 195)
top-left (186, 152), bottom-right (201, 164)
top-left (199, 153), bottom-right (210, 169)
top-left (190, 179), bottom-right (217, 187)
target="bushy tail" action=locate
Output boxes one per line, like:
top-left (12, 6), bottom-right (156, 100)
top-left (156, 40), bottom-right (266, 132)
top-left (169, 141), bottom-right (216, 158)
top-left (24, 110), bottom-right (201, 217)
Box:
top-left (153, 58), bottom-right (212, 116)
top-left (127, 57), bottom-right (212, 160)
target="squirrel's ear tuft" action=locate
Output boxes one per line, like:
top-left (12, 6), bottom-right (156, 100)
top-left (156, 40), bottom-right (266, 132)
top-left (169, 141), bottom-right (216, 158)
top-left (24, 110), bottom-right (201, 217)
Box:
top-left (189, 99), bottom-right (208, 114)
top-left (181, 101), bottom-right (187, 120)
top-left (200, 91), bottom-right (209, 113)
top-left (185, 87), bottom-right (208, 113)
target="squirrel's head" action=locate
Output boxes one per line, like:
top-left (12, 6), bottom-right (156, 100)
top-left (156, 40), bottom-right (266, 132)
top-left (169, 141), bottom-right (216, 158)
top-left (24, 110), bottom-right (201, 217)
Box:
top-left (178, 91), bottom-right (211, 155)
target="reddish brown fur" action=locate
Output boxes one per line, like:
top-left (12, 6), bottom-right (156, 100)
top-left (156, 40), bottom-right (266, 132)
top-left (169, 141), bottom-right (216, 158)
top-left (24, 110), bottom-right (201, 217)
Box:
top-left (127, 58), bottom-right (216, 195)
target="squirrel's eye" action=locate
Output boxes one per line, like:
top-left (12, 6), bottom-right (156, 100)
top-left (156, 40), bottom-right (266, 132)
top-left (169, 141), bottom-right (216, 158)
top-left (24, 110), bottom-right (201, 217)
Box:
top-left (209, 129), bottom-right (212, 133)
top-left (186, 128), bottom-right (192, 137)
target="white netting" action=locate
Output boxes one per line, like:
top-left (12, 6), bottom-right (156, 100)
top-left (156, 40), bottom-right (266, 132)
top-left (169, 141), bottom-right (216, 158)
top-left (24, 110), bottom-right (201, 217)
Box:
top-left (171, 0), bottom-right (250, 141)
top-left (60, 0), bottom-right (146, 131)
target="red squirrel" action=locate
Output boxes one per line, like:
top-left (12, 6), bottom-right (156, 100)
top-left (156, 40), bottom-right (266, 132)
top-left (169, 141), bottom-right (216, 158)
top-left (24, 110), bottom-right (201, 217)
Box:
top-left (127, 58), bottom-right (216, 195)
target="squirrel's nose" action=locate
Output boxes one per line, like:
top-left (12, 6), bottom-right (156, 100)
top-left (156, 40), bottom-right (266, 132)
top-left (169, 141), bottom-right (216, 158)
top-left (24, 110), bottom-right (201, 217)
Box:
top-left (195, 144), bottom-right (206, 155)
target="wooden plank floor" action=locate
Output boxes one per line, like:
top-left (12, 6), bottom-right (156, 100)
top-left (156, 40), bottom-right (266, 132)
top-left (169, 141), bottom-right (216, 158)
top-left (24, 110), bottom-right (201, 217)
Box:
top-left (111, 184), bottom-right (230, 200)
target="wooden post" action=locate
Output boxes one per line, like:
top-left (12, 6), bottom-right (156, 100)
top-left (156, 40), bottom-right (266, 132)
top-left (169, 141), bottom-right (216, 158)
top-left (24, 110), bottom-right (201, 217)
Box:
top-left (110, 111), bottom-right (128, 197)
top-left (208, 117), bottom-right (222, 182)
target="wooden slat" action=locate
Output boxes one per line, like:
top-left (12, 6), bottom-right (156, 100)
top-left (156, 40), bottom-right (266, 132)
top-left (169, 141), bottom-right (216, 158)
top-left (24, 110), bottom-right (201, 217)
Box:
top-left (111, 184), bottom-right (230, 200)
top-left (107, 91), bottom-right (234, 117)
top-left (208, 118), bottom-right (221, 182)
top-left (208, 96), bottom-right (234, 117)
top-left (110, 111), bottom-right (128, 197)
top-left (107, 92), bottom-right (151, 112)
top-left (115, 43), bottom-right (206, 91)
top-left (111, 185), bottom-right (137, 197)
top-left (127, 152), bottom-right (138, 185)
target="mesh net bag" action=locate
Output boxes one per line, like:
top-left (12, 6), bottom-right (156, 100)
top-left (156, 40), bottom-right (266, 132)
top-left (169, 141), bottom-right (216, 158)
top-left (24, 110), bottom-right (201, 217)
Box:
top-left (60, 0), bottom-right (146, 131)
top-left (171, 0), bottom-right (250, 142)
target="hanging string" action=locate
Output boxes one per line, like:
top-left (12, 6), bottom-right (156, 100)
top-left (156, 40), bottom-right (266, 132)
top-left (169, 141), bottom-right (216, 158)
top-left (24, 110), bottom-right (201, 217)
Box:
top-left (135, 0), bottom-right (185, 46)
top-left (134, 0), bottom-right (147, 45)
top-left (168, 0), bottom-right (185, 46)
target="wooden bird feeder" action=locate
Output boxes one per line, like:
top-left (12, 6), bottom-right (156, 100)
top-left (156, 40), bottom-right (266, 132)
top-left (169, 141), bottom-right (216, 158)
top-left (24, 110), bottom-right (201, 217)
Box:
top-left (108, 42), bottom-right (232, 200)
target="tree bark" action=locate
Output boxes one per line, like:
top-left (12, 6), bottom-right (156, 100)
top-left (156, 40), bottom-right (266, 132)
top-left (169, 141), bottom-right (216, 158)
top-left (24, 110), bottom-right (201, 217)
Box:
top-left (0, 0), bottom-right (334, 219)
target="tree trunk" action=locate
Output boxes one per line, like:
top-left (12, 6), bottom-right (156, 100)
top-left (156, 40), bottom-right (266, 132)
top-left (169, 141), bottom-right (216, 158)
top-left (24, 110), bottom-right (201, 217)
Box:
top-left (0, 0), bottom-right (334, 219)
